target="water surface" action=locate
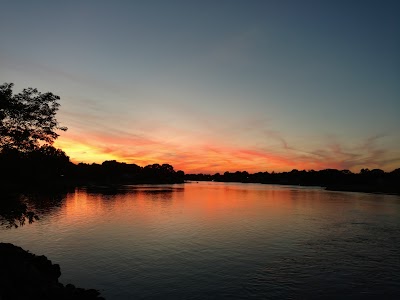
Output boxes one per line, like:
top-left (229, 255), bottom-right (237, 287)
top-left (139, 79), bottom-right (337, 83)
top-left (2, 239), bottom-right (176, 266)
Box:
top-left (1, 182), bottom-right (399, 299)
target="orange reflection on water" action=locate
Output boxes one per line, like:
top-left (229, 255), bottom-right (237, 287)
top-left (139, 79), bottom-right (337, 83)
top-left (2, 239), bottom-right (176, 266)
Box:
top-left (59, 183), bottom-right (313, 233)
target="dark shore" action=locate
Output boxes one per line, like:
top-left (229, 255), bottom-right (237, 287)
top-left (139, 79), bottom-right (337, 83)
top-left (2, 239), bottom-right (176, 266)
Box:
top-left (186, 168), bottom-right (400, 195)
top-left (0, 243), bottom-right (104, 300)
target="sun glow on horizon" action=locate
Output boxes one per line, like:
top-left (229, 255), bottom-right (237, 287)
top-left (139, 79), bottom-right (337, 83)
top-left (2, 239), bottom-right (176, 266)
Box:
top-left (54, 139), bottom-right (121, 165)
top-left (54, 133), bottom-right (367, 174)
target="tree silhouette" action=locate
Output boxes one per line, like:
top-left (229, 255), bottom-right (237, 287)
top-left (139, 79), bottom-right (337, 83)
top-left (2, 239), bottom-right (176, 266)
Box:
top-left (0, 83), bottom-right (67, 152)
top-left (0, 193), bottom-right (39, 229)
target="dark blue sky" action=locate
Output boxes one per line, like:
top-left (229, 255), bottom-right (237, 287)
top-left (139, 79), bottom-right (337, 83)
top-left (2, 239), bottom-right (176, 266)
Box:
top-left (1, 0), bottom-right (399, 172)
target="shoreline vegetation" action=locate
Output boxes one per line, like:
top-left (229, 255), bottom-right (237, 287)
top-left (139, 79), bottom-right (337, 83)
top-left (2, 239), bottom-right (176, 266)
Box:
top-left (186, 168), bottom-right (400, 195)
top-left (0, 152), bottom-right (186, 191)
top-left (1, 151), bottom-right (399, 195)
top-left (0, 148), bottom-right (399, 195)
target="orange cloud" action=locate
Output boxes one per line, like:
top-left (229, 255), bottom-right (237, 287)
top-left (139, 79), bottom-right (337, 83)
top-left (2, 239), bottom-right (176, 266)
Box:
top-left (55, 132), bottom-right (310, 173)
top-left (55, 128), bottom-right (400, 174)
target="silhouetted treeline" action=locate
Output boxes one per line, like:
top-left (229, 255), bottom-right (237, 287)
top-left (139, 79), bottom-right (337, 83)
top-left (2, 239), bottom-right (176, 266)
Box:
top-left (1, 145), bottom-right (399, 194)
top-left (73, 160), bottom-right (185, 184)
top-left (0, 146), bottom-right (184, 190)
top-left (185, 168), bottom-right (400, 194)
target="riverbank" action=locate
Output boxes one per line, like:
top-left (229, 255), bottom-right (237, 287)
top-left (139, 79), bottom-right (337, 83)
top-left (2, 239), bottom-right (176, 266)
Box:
top-left (0, 243), bottom-right (104, 300)
top-left (325, 184), bottom-right (400, 195)
top-left (186, 168), bottom-right (400, 195)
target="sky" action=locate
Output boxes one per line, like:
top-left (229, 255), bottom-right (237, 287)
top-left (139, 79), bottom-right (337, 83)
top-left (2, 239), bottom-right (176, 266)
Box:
top-left (1, 0), bottom-right (399, 173)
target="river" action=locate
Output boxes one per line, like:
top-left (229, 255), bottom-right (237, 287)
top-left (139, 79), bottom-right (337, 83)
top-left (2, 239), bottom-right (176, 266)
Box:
top-left (1, 182), bottom-right (399, 299)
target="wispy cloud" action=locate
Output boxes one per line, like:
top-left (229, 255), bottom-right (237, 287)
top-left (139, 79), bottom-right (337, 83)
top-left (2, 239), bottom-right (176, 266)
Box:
top-left (55, 119), bottom-right (400, 174)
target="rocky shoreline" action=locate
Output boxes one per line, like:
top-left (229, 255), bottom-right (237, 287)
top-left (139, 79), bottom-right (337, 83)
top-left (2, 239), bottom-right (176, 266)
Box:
top-left (0, 243), bottom-right (104, 300)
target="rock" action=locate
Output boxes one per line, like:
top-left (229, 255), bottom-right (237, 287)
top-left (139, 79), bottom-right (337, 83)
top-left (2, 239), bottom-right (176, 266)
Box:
top-left (0, 243), bottom-right (104, 299)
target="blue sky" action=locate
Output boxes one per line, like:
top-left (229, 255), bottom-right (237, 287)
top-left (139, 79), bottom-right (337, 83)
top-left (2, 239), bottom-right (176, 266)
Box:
top-left (1, 0), bottom-right (399, 172)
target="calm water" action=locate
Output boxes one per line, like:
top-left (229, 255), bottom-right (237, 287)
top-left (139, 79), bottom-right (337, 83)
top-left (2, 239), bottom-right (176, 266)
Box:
top-left (1, 182), bottom-right (400, 299)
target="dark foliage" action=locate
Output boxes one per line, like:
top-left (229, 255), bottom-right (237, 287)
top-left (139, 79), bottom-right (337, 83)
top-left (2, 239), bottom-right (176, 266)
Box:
top-left (0, 145), bottom-right (71, 185)
top-left (0, 83), bottom-right (67, 152)
top-left (0, 150), bottom-right (185, 189)
top-left (0, 193), bottom-right (39, 229)
top-left (71, 161), bottom-right (185, 184)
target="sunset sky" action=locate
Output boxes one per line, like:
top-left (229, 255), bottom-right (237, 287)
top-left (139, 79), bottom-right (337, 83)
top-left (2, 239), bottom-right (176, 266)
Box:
top-left (1, 0), bottom-right (399, 173)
